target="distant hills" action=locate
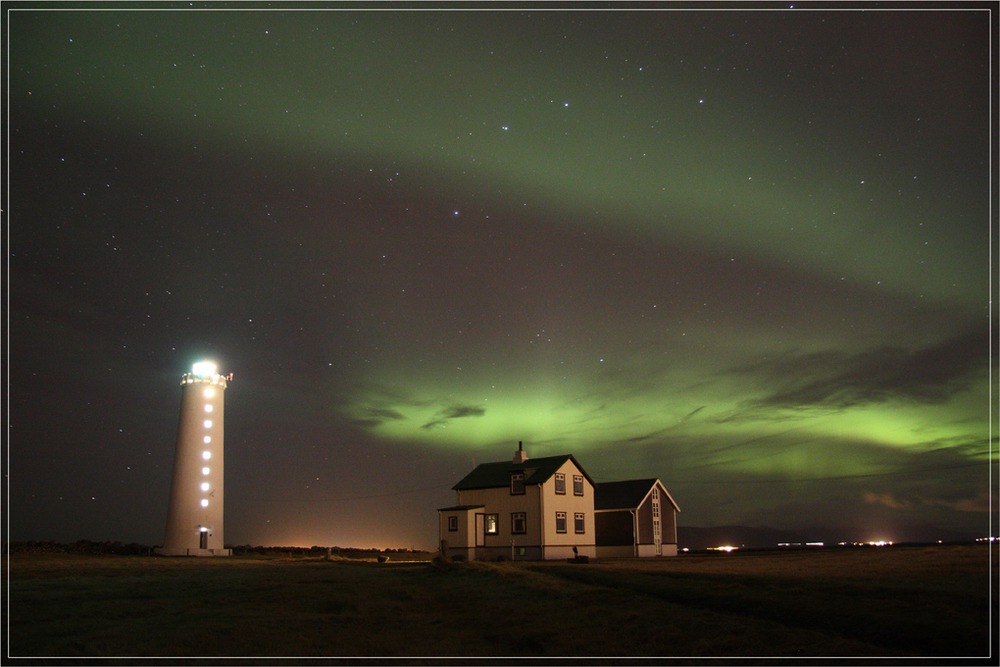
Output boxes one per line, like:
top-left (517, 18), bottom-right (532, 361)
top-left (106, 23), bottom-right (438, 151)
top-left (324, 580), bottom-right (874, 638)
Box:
top-left (677, 524), bottom-right (981, 551)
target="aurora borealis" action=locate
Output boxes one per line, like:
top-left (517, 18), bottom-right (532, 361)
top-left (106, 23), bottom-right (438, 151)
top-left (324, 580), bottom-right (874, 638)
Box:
top-left (7, 4), bottom-right (996, 549)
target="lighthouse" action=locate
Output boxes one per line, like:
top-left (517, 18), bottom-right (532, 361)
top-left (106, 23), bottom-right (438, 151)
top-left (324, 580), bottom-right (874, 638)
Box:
top-left (156, 361), bottom-right (232, 556)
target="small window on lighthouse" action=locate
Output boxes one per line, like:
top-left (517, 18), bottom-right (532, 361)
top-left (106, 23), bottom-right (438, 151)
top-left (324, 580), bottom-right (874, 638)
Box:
top-left (200, 499), bottom-right (209, 508)
top-left (204, 404), bottom-right (214, 413)
top-left (202, 451), bottom-right (212, 460)
top-left (201, 467), bottom-right (210, 475)
top-left (203, 420), bottom-right (212, 428)
top-left (203, 436), bottom-right (212, 444)
top-left (200, 482), bottom-right (210, 492)
top-left (203, 388), bottom-right (215, 399)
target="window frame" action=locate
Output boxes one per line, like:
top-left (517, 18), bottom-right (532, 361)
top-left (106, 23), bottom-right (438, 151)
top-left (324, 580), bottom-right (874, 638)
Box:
top-left (554, 473), bottom-right (566, 495)
top-left (447, 516), bottom-right (458, 532)
top-left (574, 512), bottom-right (586, 534)
top-left (555, 511), bottom-right (567, 534)
top-left (510, 471), bottom-right (525, 495)
top-left (573, 475), bottom-right (584, 496)
top-left (484, 513), bottom-right (499, 536)
top-left (511, 512), bottom-right (527, 535)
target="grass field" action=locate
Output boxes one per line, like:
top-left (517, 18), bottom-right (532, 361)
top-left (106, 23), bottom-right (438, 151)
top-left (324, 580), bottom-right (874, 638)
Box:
top-left (6, 544), bottom-right (997, 660)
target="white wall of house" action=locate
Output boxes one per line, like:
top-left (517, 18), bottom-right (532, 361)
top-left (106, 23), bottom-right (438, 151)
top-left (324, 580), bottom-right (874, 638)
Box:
top-left (438, 508), bottom-right (480, 560)
top-left (446, 458), bottom-right (597, 560)
top-left (456, 485), bottom-right (543, 547)
top-left (538, 460), bottom-right (596, 559)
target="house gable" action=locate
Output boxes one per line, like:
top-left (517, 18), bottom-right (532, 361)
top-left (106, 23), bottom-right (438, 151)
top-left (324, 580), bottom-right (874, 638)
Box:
top-left (595, 478), bottom-right (680, 513)
top-left (594, 478), bottom-right (680, 557)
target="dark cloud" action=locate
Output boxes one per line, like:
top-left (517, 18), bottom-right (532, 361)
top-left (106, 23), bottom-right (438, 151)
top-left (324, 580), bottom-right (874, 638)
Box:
top-left (420, 404), bottom-right (486, 430)
top-left (441, 405), bottom-right (487, 420)
top-left (682, 406), bottom-right (707, 421)
top-left (367, 407), bottom-right (407, 421)
top-left (743, 328), bottom-right (991, 409)
top-left (349, 407), bottom-right (406, 428)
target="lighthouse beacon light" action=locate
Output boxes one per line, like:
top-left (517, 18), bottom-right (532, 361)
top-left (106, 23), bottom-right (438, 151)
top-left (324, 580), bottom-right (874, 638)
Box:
top-left (191, 361), bottom-right (217, 377)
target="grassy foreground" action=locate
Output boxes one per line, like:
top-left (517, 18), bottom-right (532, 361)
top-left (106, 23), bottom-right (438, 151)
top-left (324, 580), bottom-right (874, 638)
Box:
top-left (6, 544), bottom-right (996, 660)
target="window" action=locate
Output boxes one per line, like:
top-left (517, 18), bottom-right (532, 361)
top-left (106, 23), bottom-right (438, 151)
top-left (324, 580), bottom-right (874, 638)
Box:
top-left (510, 472), bottom-right (525, 495)
top-left (484, 514), bottom-right (499, 535)
top-left (573, 475), bottom-right (584, 496)
top-left (574, 513), bottom-right (585, 534)
top-left (555, 512), bottom-right (567, 534)
top-left (448, 516), bottom-right (458, 532)
top-left (511, 512), bottom-right (526, 534)
top-left (554, 473), bottom-right (566, 494)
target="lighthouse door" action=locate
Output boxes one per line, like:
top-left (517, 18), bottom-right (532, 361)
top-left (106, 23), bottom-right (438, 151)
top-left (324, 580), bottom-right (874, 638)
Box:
top-left (200, 530), bottom-right (209, 549)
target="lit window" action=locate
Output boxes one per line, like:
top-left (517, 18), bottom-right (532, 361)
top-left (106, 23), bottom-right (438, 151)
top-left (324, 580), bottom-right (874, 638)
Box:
top-left (203, 388), bottom-right (215, 399)
top-left (555, 473), bottom-right (566, 494)
top-left (573, 475), bottom-right (584, 496)
top-left (201, 467), bottom-right (210, 475)
top-left (200, 499), bottom-right (209, 508)
top-left (511, 512), bottom-right (526, 534)
top-left (448, 516), bottom-right (458, 532)
top-left (204, 404), bottom-right (213, 413)
top-left (484, 514), bottom-right (499, 535)
top-left (510, 472), bottom-right (525, 495)
top-left (203, 436), bottom-right (212, 444)
top-left (575, 513), bottom-right (585, 534)
top-left (555, 512), bottom-right (567, 534)
top-left (200, 482), bottom-right (210, 492)
top-left (202, 451), bottom-right (212, 460)
top-left (203, 420), bottom-right (212, 428)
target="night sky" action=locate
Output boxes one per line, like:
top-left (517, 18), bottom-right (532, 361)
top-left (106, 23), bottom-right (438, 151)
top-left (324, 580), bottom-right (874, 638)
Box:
top-left (7, 4), bottom-right (996, 550)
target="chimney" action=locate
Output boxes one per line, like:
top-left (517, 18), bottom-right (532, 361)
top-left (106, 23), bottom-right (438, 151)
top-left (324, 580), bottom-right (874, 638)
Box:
top-left (512, 441), bottom-right (529, 464)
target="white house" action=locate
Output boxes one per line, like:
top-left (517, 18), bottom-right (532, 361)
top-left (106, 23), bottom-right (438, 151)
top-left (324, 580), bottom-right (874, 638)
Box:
top-left (437, 444), bottom-right (596, 561)
top-left (595, 478), bottom-right (681, 557)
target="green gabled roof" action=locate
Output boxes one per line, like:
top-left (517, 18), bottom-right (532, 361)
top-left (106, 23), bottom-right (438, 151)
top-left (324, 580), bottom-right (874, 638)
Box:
top-left (453, 454), bottom-right (594, 491)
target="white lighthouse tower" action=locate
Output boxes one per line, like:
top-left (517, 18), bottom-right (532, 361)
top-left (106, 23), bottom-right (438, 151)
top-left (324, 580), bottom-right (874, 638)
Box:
top-left (156, 361), bottom-right (232, 556)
